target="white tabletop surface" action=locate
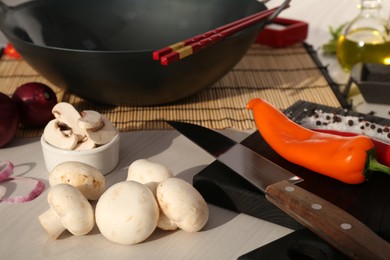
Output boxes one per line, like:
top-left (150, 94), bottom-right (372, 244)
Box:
top-left (1, 0), bottom-right (390, 259)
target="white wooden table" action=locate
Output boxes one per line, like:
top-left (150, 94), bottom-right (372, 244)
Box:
top-left (1, 0), bottom-right (390, 259)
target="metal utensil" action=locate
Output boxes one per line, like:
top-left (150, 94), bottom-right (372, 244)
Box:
top-left (168, 121), bottom-right (390, 260)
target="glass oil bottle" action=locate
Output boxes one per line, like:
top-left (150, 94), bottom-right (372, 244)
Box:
top-left (337, 0), bottom-right (390, 71)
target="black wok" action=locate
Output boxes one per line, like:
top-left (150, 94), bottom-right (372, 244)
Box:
top-left (0, 0), bottom-right (275, 106)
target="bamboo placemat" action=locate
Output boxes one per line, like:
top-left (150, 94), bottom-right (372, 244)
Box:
top-left (0, 43), bottom-right (344, 138)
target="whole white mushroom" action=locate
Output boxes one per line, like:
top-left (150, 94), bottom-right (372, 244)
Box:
top-left (157, 210), bottom-right (178, 231)
top-left (127, 159), bottom-right (177, 230)
top-left (49, 161), bottom-right (105, 200)
top-left (157, 177), bottom-right (209, 232)
top-left (38, 183), bottom-right (95, 239)
top-left (126, 159), bottom-right (173, 195)
top-left (95, 181), bottom-right (159, 245)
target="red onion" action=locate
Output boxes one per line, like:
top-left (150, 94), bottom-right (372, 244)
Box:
top-left (0, 160), bottom-right (14, 182)
top-left (0, 92), bottom-right (20, 147)
top-left (12, 82), bottom-right (57, 128)
top-left (0, 160), bottom-right (45, 203)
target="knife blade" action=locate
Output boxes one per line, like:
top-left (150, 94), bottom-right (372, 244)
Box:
top-left (168, 120), bottom-right (302, 192)
top-left (168, 121), bottom-right (390, 260)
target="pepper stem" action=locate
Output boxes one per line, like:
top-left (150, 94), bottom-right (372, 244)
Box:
top-left (366, 150), bottom-right (390, 179)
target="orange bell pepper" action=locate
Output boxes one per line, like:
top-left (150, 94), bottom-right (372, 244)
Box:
top-left (313, 129), bottom-right (390, 167)
top-left (246, 98), bottom-right (390, 184)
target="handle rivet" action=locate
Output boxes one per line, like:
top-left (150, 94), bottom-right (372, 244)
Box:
top-left (311, 203), bottom-right (322, 210)
top-left (341, 223), bottom-right (352, 230)
top-left (285, 186), bottom-right (295, 192)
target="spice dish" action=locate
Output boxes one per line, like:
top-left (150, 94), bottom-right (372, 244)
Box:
top-left (40, 133), bottom-right (119, 175)
top-left (255, 17), bottom-right (308, 47)
top-left (344, 63), bottom-right (390, 105)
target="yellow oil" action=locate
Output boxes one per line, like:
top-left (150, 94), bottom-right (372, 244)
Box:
top-left (337, 28), bottom-right (390, 71)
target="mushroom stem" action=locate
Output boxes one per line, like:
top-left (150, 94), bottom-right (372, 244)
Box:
top-left (39, 184), bottom-right (95, 239)
top-left (38, 209), bottom-right (66, 239)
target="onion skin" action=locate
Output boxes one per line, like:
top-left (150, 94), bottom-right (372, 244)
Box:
top-left (0, 93), bottom-right (20, 147)
top-left (0, 160), bottom-right (14, 182)
top-left (12, 82), bottom-right (57, 128)
top-left (0, 179), bottom-right (45, 203)
top-left (0, 160), bottom-right (45, 203)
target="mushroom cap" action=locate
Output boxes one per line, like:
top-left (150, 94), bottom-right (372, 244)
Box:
top-left (157, 177), bottom-right (209, 232)
top-left (49, 161), bottom-right (105, 200)
top-left (85, 115), bottom-right (117, 145)
top-left (43, 119), bottom-right (78, 150)
top-left (78, 110), bottom-right (103, 130)
top-left (157, 209), bottom-right (178, 231)
top-left (95, 181), bottom-right (159, 245)
top-left (47, 183), bottom-right (94, 236)
top-left (52, 102), bottom-right (85, 141)
top-left (126, 159), bottom-right (173, 195)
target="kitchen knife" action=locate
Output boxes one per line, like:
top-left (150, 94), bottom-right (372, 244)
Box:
top-left (168, 121), bottom-right (390, 260)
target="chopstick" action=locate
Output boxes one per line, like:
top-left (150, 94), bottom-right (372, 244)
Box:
top-left (152, 6), bottom-right (277, 61)
top-left (153, 4), bottom-right (288, 66)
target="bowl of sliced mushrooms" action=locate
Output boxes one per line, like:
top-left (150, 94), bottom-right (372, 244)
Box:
top-left (40, 102), bottom-right (119, 175)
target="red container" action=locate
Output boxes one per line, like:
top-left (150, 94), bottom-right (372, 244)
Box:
top-left (255, 17), bottom-right (308, 47)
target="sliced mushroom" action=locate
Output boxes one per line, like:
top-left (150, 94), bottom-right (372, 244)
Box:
top-left (74, 138), bottom-right (96, 150)
top-left (78, 110), bottom-right (103, 130)
top-left (43, 119), bottom-right (78, 150)
top-left (85, 115), bottom-right (117, 145)
top-left (157, 177), bottom-right (209, 232)
top-left (52, 102), bottom-right (85, 141)
top-left (38, 183), bottom-right (94, 239)
top-left (49, 161), bottom-right (105, 200)
top-left (95, 181), bottom-right (159, 245)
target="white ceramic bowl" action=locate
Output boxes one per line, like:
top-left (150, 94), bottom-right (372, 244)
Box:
top-left (40, 134), bottom-right (120, 175)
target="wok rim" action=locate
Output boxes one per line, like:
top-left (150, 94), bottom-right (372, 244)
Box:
top-left (1, 0), bottom-right (267, 54)
top-left (6, 22), bottom-right (263, 54)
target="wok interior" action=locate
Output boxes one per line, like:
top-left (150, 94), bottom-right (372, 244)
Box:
top-left (4, 0), bottom-right (265, 51)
